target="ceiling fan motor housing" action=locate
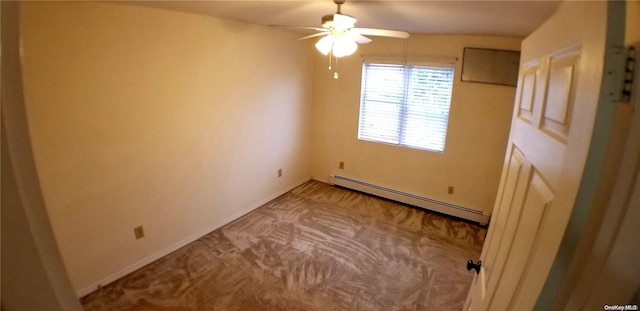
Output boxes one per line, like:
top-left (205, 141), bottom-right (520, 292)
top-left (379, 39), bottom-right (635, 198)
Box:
top-left (321, 13), bottom-right (356, 29)
top-left (321, 14), bottom-right (335, 27)
top-left (322, 0), bottom-right (349, 27)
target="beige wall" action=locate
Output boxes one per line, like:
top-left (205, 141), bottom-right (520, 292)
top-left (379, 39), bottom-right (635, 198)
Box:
top-left (311, 35), bottom-right (521, 214)
top-left (21, 2), bottom-right (313, 295)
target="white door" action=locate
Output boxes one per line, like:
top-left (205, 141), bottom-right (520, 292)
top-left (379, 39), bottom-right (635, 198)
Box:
top-left (464, 2), bottom-right (625, 310)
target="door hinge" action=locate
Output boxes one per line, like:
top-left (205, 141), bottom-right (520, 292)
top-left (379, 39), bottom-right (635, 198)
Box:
top-left (622, 47), bottom-right (636, 103)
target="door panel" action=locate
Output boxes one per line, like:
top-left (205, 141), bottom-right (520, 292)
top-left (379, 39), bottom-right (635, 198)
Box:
top-left (489, 171), bottom-right (554, 310)
top-left (484, 147), bottom-right (530, 290)
top-left (465, 2), bottom-right (619, 310)
top-left (481, 147), bottom-right (525, 270)
top-left (517, 60), bottom-right (540, 124)
top-left (540, 47), bottom-right (581, 144)
top-left (465, 146), bottom-right (531, 310)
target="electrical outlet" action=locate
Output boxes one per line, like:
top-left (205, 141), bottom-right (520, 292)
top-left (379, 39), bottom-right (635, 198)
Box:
top-left (339, 161), bottom-right (345, 170)
top-left (278, 168), bottom-right (283, 178)
top-left (448, 186), bottom-right (454, 194)
top-left (134, 226), bottom-right (145, 239)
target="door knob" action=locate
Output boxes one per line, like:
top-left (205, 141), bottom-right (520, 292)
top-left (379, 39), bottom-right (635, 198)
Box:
top-left (467, 260), bottom-right (481, 274)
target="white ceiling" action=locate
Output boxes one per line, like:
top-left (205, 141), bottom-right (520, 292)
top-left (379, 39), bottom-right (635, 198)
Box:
top-left (127, 0), bottom-right (562, 38)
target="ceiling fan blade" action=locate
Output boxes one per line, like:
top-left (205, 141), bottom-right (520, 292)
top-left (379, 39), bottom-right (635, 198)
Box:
top-left (333, 13), bottom-right (356, 31)
top-left (269, 25), bottom-right (328, 33)
top-left (299, 32), bottom-right (330, 41)
top-left (345, 32), bottom-right (372, 44)
top-left (352, 28), bottom-right (410, 39)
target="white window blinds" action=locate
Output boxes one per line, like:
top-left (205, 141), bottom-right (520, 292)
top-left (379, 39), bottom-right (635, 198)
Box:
top-left (358, 62), bottom-right (454, 152)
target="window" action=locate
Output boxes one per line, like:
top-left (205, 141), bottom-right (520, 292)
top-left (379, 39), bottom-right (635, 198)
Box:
top-left (358, 61), bottom-right (454, 152)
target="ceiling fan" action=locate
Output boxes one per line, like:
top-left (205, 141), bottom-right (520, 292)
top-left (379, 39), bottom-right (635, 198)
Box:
top-left (275, 0), bottom-right (410, 58)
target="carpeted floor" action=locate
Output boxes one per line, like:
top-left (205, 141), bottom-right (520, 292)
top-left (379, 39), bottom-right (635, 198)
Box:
top-left (81, 180), bottom-right (486, 310)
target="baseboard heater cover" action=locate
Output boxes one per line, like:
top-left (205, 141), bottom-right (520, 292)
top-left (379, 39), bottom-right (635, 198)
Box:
top-left (330, 175), bottom-right (489, 225)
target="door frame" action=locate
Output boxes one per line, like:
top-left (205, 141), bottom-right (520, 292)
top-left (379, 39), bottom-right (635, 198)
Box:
top-left (1, 2), bottom-right (83, 310)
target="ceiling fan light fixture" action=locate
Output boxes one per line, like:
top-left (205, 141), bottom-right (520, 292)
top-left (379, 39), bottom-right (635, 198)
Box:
top-left (332, 36), bottom-right (357, 57)
top-left (315, 34), bottom-right (357, 58)
top-left (315, 35), bottom-right (334, 55)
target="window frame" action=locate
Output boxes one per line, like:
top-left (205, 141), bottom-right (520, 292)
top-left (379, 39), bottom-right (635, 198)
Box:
top-left (357, 60), bottom-right (455, 153)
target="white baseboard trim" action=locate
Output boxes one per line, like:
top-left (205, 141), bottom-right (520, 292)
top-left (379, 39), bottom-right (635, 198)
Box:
top-left (76, 177), bottom-right (311, 298)
top-left (330, 175), bottom-right (490, 225)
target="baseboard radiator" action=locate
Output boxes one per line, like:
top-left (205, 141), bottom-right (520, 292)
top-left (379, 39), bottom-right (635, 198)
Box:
top-left (330, 175), bottom-right (489, 225)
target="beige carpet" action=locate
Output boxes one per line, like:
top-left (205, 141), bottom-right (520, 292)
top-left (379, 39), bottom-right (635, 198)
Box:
top-left (81, 180), bottom-right (486, 310)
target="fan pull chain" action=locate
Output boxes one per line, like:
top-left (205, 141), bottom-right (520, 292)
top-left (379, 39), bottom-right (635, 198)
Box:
top-left (327, 49), bottom-right (339, 79)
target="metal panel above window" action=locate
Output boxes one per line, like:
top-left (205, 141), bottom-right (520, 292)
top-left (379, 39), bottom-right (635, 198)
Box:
top-left (461, 48), bottom-right (520, 86)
